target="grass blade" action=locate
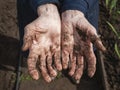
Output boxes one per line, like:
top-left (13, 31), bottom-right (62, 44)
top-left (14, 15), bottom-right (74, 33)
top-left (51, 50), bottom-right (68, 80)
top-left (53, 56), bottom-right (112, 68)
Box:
top-left (109, 0), bottom-right (118, 13)
top-left (106, 21), bottom-right (119, 37)
top-left (117, 11), bottom-right (120, 14)
top-left (115, 43), bottom-right (120, 59)
top-left (105, 0), bottom-right (109, 8)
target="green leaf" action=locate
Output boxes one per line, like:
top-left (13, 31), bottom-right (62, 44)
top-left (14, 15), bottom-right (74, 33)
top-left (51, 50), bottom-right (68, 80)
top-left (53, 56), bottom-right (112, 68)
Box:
top-left (114, 43), bottom-right (120, 59)
top-left (106, 21), bottom-right (119, 37)
top-left (117, 11), bottom-right (120, 14)
top-left (109, 0), bottom-right (118, 13)
top-left (105, 0), bottom-right (109, 8)
top-left (56, 72), bottom-right (62, 79)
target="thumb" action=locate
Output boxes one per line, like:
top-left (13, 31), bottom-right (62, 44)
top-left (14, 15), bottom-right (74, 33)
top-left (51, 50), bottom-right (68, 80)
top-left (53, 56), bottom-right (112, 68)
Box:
top-left (76, 16), bottom-right (97, 36)
top-left (22, 37), bottom-right (32, 51)
top-left (76, 17), bottom-right (106, 52)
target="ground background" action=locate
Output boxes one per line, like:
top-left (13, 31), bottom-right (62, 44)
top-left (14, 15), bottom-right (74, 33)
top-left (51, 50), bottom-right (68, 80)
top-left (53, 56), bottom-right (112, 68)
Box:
top-left (99, 1), bottom-right (120, 90)
top-left (0, 0), bottom-right (120, 90)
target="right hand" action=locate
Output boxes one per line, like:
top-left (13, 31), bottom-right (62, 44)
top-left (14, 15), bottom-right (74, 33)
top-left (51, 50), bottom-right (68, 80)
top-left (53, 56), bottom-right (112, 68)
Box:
top-left (22, 4), bottom-right (62, 83)
top-left (61, 10), bottom-right (106, 83)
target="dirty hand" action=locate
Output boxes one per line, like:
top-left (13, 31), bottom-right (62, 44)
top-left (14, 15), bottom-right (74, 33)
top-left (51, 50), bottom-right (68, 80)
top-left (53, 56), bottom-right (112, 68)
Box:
top-left (22, 4), bottom-right (62, 82)
top-left (61, 10), bottom-right (106, 83)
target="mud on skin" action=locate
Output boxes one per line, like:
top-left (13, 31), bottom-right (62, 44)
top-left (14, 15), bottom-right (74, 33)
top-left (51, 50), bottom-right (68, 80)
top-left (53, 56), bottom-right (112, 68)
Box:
top-left (61, 10), bottom-right (106, 83)
top-left (22, 4), bottom-right (62, 83)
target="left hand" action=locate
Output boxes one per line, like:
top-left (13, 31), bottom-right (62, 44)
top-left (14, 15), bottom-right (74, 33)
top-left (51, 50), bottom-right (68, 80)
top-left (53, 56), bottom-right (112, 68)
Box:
top-left (61, 10), bottom-right (106, 83)
top-left (22, 4), bottom-right (62, 82)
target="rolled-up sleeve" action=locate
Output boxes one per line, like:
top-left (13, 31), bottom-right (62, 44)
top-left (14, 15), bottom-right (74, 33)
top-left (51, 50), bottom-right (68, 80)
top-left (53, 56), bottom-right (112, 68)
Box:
top-left (30, 0), bottom-right (60, 12)
top-left (61, 0), bottom-right (98, 15)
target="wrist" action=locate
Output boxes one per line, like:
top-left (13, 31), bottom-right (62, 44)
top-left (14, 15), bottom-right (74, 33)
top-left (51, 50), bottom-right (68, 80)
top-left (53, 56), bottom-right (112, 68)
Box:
top-left (62, 10), bottom-right (85, 19)
top-left (37, 4), bottom-right (58, 16)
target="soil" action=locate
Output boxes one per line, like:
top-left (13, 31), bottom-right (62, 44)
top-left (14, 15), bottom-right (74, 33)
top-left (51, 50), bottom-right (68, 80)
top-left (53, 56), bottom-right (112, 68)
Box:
top-left (0, 0), bottom-right (19, 39)
top-left (0, 0), bottom-right (119, 90)
top-left (99, 1), bottom-right (120, 90)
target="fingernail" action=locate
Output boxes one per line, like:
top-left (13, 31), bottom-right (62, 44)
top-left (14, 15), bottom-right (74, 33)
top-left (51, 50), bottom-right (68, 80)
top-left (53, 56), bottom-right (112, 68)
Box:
top-left (22, 43), bottom-right (28, 51)
top-left (76, 80), bottom-right (80, 84)
top-left (51, 70), bottom-right (57, 77)
top-left (22, 44), bottom-right (25, 51)
top-left (32, 73), bottom-right (39, 80)
top-left (63, 65), bottom-right (68, 69)
top-left (69, 71), bottom-right (74, 76)
top-left (51, 77), bottom-right (55, 80)
top-left (102, 46), bottom-right (106, 52)
top-left (71, 77), bottom-right (80, 84)
top-left (46, 78), bottom-right (52, 83)
top-left (88, 72), bottom-right (94, 78)
top-left (33, 75), bottom-right (39, 80)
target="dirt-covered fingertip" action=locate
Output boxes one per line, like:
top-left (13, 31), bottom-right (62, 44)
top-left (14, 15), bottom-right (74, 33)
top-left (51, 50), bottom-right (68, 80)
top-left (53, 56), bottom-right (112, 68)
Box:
top-left (50, 70), bottom-right (57, 77)
top-left (56, 64), bottom-right (62, 71)
top-left (29, 70), bottom-right (39, 80)
top-left (71, 77), bottom-right (80, 84)
top-left (51, 76), bottom-right (55, 80)
top-left (69, 71), bottom-right (74, 76)
top-left (100, 46), bottom-right (106, 52)
top-left (76, 80), bottom-right (80, 84)
top-left (22, 43), bottom-right (29, 51)
top-left (95, 40), bottom-right (106, 52)
top-left (88, 71), bottom-right (95, 78)
top-left (63, 64), bottom-right (68, 70)
top-left (45, 77), bottom-right (52, 83)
